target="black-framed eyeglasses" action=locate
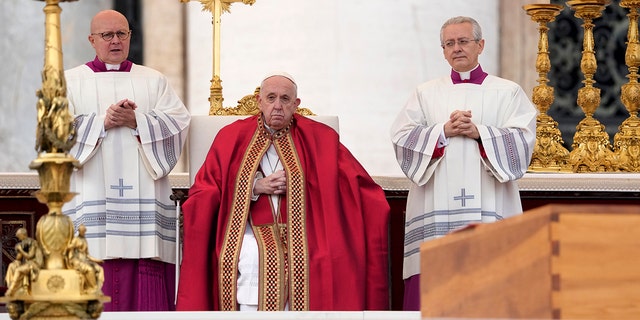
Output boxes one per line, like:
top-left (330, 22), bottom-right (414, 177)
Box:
top-left (441, 38), bottom-right (479, 49)
top-left (91, 30), bottom-right (131, 41)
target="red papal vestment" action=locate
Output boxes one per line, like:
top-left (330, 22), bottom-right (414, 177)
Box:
top-left (176, 114), bottom-right (390, 311)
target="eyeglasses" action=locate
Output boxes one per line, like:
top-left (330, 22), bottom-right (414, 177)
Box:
top-left (91, 30), bottom-right (131, 41)
top-left (441, 38), bottom-right (479, 49)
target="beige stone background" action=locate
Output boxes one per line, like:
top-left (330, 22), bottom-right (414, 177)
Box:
top-left (1, 0), bottom-right (543, 177)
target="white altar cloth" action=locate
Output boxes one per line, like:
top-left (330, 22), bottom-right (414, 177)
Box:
top-left (2, 172), bottom-right (640, 192)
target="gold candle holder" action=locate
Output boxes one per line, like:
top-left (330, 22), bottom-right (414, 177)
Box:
top-left (1, 1), bottom-right (109, 319)
top-left (524, 3), bottom-right (571, 172)
top-left (613, 0), bottom-right (640, 172)
top-left (179, 0), bottom-right (255, 115)
top-left (179, 0), bottom-right (315, 117)
top-left (566, 0), bottom-right (616, 172)
top-left (29, 153), bottom-right (78, 271)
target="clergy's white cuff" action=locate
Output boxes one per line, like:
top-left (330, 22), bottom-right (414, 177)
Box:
top-left (437, 131), bottom-right (449, 148)
top-left (251, 171), bottom-right (264, 201)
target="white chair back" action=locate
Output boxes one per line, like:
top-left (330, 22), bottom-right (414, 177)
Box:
top-left (187, 115), bottom-right (339, 185)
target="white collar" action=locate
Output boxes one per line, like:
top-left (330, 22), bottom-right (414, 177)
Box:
top-left (106, 63), bottom-right (120, 70)
top-left (455, 64), bottom-right (480, 80)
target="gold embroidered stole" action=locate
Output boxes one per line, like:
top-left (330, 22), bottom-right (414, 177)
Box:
top-left (219, 117), bottom-right (309, 311)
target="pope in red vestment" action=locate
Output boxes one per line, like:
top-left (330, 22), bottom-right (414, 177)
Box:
top-left (176, 73), bottom-right (390, 311)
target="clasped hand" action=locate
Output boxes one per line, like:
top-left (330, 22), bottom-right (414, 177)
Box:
top-left (444, 109), bottom-right (480, 139)
top-left (104, 98), bottom-right (138, 130)
top-left (254, 170), bottom-right (287, 195)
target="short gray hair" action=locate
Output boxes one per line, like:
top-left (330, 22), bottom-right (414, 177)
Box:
top-left (440, 16), bottom-right (482, 45)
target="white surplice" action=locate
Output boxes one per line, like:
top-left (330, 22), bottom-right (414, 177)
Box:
top-left (62, 64), bottom-right (190, 264)
top-left (390, 74), bottom-right (537, 279)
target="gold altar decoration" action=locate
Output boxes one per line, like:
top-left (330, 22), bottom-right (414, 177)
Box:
top-left (524, 3), bottom-right (571, 172)
top-left (614, 0), bottom-right (640, 172)
top-left (179, 0), bottom-right (256, 115)
top-left (0, 1), bottom-right (109, 319)
top-left (203, 86), bottom-right (315, 116)
top-left (566, 0), bottom-right (617, 172)
top-left (179, 0), bottom-right (315, 116)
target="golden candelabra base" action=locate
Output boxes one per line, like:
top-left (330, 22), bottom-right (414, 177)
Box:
top-left (569, 116), bottom-right (616, 172)
top-left (614, 117), bottom-right (640, 171)
top-left (2, 269), bottom-right (109, 320)
top-left (529, 114), bottom-right (572, 172)
top-left (0, 154), bottom-right (110, 320)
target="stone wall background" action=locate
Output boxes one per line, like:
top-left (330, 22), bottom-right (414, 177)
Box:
top-left (0, 0), bottom-right (544, 177)
top-left (0, 0), bottom-right (110, 172)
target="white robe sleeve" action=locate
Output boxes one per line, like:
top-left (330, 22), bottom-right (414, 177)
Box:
top-left (390, 87), bottom-right (445, 186)
top-left (68, 87), bottom-right (104, 165)
top-left (135, 74), bottom-right (190, 180)
top-left (391, 77), bottom-right (537, 185)
top-left (476, 85), bottom-right (537, 182)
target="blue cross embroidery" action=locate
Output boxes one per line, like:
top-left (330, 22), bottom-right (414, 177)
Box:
top-left (453, 188), bottom-right (474, 207)
top-left (110, 178), bottom-right (133, 197)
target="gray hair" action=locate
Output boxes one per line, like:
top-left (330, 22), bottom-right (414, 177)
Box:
top-left (440, 16), bottom-right (483, 44)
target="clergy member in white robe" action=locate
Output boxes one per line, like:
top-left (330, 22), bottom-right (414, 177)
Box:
top-left (390, 16), bottom-right (537, 311)
top-left (61, 10), bottom-right (191, 311)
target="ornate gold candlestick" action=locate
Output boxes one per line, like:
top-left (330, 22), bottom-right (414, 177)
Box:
top-left (1, 1), bottom-right (109, 319)
top-left (524, 3), bottom-right (571, 172)
top-left (179, 0), bottom-right (255, 115)
top-left (614, 0), bottom-right (640, 172)
top-left (566, 0), bottom-right (616, 172)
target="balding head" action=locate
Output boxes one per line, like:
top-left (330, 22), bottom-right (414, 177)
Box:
top-left (91, 10), bottom-right (129, 34)
top-left (89, 10), bottom-right (131, 65)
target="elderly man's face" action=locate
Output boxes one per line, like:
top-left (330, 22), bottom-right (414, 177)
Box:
top-left (257, 76), bottom-right (300, 130)
top-left (89, 11), bottom-right (131, 65)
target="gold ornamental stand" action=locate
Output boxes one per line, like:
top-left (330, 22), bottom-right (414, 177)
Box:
top-left (0, 1), bottom-right (109, 319)
top-left (566, 0), bottom-right (616, 172)
top-left (179, 0), bottom-right (255, 115)
top-left (178, 0), bottom-right (316, 116)
top-left (524, 3), bottom-right (571, 172)
top-left (614, 0), bottom-right (640, 171)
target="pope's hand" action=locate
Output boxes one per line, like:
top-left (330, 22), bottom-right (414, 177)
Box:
top-left (254, 170), bottom-right (287, 195)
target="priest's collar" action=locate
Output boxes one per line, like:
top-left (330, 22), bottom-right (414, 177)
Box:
top-left (258, 114), bottom-right (294, 140)
top-left (86, 56), bottom-right (133, 72)
top-left (450, 64), bottom-right (488, 85)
